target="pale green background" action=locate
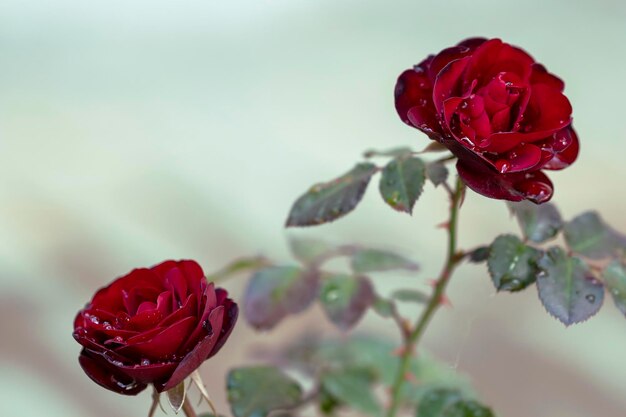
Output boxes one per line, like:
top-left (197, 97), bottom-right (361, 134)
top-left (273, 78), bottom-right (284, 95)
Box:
top-left (1, 1), bottom-right (625, 416)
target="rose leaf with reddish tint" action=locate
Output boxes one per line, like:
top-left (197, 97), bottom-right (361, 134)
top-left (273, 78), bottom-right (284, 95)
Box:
top-left (319, 274), bottom-right (375, 330)
top-left (243, 266), bottom-right (318, 330)
top-left (286, 163), bottom-right (378, 227)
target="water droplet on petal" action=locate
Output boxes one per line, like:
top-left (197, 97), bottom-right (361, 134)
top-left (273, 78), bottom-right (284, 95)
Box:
top-left (585, 294), bottom-right (596, 303)
top-left (495, 160), bottom-right (511, 173)
top-left (459, 137), bottom-right (475, 147)
top-left (90, 316), bottom-right (100, 324)
top-left (516, 180), bottom-right (552, 204)
top-left (478, 138), bottom-right (491, 148)
top-left (114, 336), bottom-right (124, 343)
top-left (141, 359), bottom-right (151, 366)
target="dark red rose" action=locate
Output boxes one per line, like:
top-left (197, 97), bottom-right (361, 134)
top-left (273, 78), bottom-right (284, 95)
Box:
top-left (73, 260), bottom-right (238, 395)
top-left (395, 38), bottom-right (578, 203)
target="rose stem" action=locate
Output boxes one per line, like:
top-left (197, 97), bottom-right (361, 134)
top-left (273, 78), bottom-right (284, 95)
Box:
top-left (181, 397), bottom-right (198, 417)
top-left (385, 176), bottom-right (465, 417)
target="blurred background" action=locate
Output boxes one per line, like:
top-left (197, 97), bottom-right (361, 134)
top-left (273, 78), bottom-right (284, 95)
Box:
top-left (1, 0), bottom-right (625, 416)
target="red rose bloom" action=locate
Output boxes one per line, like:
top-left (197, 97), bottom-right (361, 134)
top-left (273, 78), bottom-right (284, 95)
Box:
top-left (73, 260), bottom-right (237, 395)
top-left (395, 38), bottom-right (578, 203)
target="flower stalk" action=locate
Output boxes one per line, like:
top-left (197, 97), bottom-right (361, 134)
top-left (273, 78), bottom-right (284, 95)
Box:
top-left (386, 176), bottom-right (465, 417)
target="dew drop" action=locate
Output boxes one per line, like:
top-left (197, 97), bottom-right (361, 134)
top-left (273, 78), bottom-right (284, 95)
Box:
top-left (495, 160), bottom-right (511, 173)
top-left (460, 137), bottom-right (475, 147)
top-left (202, 320), bottom-right (213, 333)
top-left (141, 359), bottom-right (151, 366)
top-left (324, 288), bottom-right (340, 302)
top-left (585, 294), bottom-right (596, 303)
top-left (516, 180), bottom-right (552, 204)
top-left (460, 100), bottom-right (468, 109)
top-left (89, 316), bottom-right (100, 325)
top-left (114, 336), bottom-right (124, 343)
top-left (510, 279), bottom-right (521, 288)
top-left (478, 138), bottom-right (491, 148)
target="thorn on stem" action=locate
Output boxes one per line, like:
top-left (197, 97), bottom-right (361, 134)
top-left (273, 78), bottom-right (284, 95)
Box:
top-left (404, 371), bottom-right (418, 384)
top-left (437, 221), bottom-right (450, 229)
top-left (439, 294), bottom-right (453, 307)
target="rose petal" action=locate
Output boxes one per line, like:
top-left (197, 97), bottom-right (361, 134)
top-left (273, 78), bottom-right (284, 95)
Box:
top-left (164, 267), bottom-right (188, 307)
top-left (158, 306), bottom-right (225, 392)
top-left (433, 56), bottom-right (471, 114)
top-left (542, 126), bottom-right (580, 170)
top-left (456, 158), bottom-right (554, 204)
top-left (530, 63), bottom-right (565, 92)
top-left (78, 350), bottom-right (146, 395)
top-left (464, 39), bottom-right (534, 88)
top-left (428, 45), bottom-right (473, 82)
top-left (503, 143), bottom-right (543, 173)
top-left (208, 297), bottom-right (238, 359)
top-left (116, 361), bottom-right (179, 385)
top-left (159, 294), bottom-right (197, 328)
top-left (522, 83), bottom-right (572, 133)
top-left (457, 37), bottom-right (488, 50)
top-left (119, 316), bottom-right (196, 361)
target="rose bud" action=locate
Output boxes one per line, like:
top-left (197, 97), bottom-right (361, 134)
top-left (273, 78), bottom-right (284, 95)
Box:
top-left (395, 38), bottom-right (578, 203)
top-left (73, 260), bottom-right (238, 395)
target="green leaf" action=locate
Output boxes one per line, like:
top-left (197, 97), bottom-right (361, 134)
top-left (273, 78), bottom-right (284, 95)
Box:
top-left (321, 368), bottom-right (381, 416)
top-left (166, 381), bottom-right (186, 414)
top-left (379, 156), bottom-right (426, 214)
top-left (536, 247), bottom-right (604, 325)
top-left (602, 260), bottom-right (626, 317)
top-left (426, 162), bottom-right (449, 188)
top-left (441, 401), bottom-right (494, 417)
top-left (206, 256), bottom-right (271, 283)
top-left (392, 289), bottom-right (430, 304)
top-left (286, 163), bottom-right (378, 227)
top-left (416, 388), bottom-right (463, 416)
top-left (371, 297), bottom-right (395, 318)
top-left (487, 235), bottom-right (541, 292)
top-left (227, 367), bottom-right (303, 417)
top-left (319, 274), bottom-right (375, 330)
top-left (351, 248), bottom-right (419, 274)
top-left (417, 388), bottom-right (494, 417)
top-left (318, 387), bottom-right (342, 415)
top-left (364, 146), bottom-right (413, 158)
top-left (507, 201), bottom-right (562, 243)
top-left (285, 336), bottom-right (472, 398)
top-left (420, 141), bottom-right (449, 153)
top-left (288, 236), bottom-right (332, 265)
top-left (243, 266), bottom-right (318, 330)
top-left (467, 246), bottom-right (490, 263)
top-left (563, 211), bottom-right (626, 259)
